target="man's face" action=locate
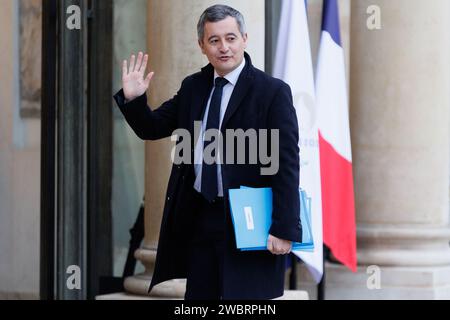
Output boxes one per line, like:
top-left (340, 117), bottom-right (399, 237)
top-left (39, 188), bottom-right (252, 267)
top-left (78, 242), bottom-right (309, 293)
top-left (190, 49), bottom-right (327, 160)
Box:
top-left (199, 16), bottom-right (248, 77)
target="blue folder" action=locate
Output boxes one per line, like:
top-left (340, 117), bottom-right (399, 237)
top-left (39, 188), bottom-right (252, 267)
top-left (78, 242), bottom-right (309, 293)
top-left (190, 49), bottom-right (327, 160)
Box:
top-left (228, 186), bottom-right (314, 251)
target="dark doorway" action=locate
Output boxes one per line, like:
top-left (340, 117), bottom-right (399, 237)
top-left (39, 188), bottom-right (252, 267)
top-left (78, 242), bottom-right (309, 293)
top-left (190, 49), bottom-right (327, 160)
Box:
top-left (40, 0), bottom-right (113, 300)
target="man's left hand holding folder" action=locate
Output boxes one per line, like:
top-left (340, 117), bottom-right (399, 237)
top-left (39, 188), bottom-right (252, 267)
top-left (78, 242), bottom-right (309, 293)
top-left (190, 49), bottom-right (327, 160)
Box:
top-left (267, 234), bottom-right (292, 255)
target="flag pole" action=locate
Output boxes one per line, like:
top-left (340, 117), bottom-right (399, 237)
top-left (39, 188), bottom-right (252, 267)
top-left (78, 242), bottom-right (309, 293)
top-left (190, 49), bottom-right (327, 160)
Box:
top-left (317, 244), bottom-right (329, 300)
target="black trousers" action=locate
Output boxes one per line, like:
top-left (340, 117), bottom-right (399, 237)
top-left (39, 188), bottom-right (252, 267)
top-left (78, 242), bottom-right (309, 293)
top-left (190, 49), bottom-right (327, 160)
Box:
top-left (185, 195), bottom-right (227, 300)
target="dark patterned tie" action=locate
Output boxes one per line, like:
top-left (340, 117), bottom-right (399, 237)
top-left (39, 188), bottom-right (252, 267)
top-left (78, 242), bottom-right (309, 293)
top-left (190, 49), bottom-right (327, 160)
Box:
top-left (201, 77), bottom-right (229, 202)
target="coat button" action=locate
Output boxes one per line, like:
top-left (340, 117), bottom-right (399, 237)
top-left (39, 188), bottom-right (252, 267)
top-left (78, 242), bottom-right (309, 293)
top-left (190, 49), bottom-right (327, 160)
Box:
top-left (167, 196), bottom-right (170, 201)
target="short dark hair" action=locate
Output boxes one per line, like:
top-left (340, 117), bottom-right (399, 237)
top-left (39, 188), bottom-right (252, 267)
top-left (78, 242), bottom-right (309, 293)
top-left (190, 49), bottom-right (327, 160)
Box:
top-left (197, 4), bottom-right (246, 42)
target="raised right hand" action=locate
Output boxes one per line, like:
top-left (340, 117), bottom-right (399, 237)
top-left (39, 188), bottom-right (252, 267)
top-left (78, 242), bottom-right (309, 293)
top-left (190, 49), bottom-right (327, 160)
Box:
top-left (122, 51), bottom-right (154, 101)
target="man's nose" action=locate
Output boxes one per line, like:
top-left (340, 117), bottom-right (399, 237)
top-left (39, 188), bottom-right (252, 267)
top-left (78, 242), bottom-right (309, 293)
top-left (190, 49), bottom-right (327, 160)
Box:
top-left (219, 40), bottom-right (229, 52)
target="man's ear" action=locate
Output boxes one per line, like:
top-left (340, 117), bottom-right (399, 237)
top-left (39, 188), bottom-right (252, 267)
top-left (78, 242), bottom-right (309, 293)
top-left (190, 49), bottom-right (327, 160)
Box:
top-left (243, 33), bottom-right (248, 49)
top-left (198, 39), bottom-right (206, 55)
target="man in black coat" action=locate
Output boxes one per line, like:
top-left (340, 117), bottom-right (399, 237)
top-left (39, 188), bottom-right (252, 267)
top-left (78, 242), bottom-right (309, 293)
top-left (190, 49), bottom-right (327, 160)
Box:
top-left (114, 4), bottom-right (301, 300)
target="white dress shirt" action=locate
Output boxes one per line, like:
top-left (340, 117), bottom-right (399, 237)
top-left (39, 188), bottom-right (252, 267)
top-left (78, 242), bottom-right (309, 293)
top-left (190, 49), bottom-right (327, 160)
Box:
top-left (193, 58), bottom-right (246, 197)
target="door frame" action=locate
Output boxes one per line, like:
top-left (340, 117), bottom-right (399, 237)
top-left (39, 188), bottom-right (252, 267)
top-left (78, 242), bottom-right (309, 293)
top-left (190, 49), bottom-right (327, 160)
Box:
top-left (40, 0), bottom-right (113, 300)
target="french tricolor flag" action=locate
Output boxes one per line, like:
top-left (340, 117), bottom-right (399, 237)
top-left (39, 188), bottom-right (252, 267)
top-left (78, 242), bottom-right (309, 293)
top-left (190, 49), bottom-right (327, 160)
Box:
top-left (316, 0), bottom-right (357, 272)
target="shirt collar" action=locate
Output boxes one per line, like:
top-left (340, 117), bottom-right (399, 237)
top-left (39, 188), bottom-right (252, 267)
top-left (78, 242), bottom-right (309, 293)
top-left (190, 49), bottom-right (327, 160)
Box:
top-left (214, 57), bottom-right (246, 86)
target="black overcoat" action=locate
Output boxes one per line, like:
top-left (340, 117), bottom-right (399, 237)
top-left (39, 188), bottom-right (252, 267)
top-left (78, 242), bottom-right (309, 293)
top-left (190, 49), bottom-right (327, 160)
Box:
top-left (114, 52), bottom-right (301, 299)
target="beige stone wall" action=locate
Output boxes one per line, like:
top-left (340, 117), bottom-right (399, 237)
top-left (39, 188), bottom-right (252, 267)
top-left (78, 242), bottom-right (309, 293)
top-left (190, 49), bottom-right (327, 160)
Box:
top-left (0, 0), bottom-right (40, 299)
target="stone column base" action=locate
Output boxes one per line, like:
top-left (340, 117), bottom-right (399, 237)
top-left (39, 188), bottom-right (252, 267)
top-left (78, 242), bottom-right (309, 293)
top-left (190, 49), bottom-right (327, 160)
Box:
top-left (124, 276), bottom-right (186, 298)
top-left (122, 247), bottom-right (186, 298)
top-left (298, 262), bottom-right (450, 299)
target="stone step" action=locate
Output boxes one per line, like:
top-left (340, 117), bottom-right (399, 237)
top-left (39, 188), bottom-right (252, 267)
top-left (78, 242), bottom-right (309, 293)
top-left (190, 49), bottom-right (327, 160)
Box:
top-left (96, 290), bottom-right (309, 300)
